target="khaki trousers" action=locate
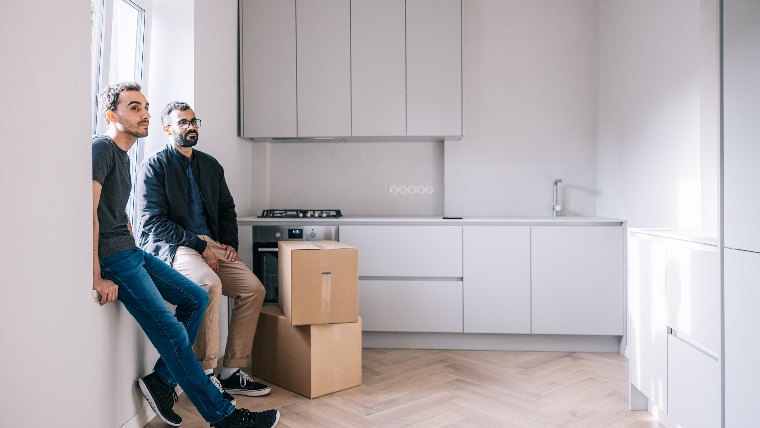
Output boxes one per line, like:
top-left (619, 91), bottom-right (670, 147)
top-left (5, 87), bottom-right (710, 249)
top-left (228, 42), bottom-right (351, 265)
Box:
top-left (173, 236), bottom-right (265, 370)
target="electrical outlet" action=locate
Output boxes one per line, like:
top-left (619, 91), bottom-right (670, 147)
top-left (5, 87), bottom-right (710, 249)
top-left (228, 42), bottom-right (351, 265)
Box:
top-left (388, 184), bottom-right (434, 196)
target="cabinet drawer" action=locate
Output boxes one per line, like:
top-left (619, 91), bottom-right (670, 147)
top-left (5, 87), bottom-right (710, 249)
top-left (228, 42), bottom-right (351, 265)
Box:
top-left (666, 242), bottom-right (720, 353)
top-left (340, 225), bottom-right (462, 277)
top-left (667, 335), bottom-right (721, 428)
top-left (359, 279), bottom-right (463, 332)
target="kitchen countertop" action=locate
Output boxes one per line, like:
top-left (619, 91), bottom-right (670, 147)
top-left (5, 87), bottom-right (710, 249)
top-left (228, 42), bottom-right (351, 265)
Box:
top-left (237, 216), bottom-right (626, 227)
top-left (629, 228), bottom-right (719, 246)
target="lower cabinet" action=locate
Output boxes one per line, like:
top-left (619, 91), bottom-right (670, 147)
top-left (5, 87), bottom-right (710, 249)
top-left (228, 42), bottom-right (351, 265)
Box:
top-left (463, 226), bottom-right (530, 334)
top-left (628, 234), bottom-right (668, 411)
top-left (346, 224), bottom-right (624, 336)
top-left (531, 226), bottom-right (625, 335)
top-left (667, 335), bottom-right (721, 428)
top-left (725, 248), bottom-right (760, 427)
top-left (359, 279), bottom-right (463, 332)
top-left (628, 230), bottom-right (721, 427)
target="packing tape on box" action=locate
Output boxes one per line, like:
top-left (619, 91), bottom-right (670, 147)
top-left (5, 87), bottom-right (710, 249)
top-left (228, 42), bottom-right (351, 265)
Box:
top-left (321, 272), bottom-right (332, 323)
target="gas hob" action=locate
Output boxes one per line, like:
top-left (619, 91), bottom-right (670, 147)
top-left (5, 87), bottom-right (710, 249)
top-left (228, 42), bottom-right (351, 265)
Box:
top-left (258, 209), bottom-right (343, 219)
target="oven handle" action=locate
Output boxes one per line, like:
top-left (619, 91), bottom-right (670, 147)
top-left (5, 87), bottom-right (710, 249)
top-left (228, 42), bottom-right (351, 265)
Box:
top-left (256, 248), bottom-right (279, 252)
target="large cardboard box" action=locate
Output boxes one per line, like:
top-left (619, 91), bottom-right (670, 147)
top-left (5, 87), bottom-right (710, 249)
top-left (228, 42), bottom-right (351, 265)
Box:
top-left (278, 240), bottom-right (358, 325)
top-left (251, 306), bottom-right (362, 398)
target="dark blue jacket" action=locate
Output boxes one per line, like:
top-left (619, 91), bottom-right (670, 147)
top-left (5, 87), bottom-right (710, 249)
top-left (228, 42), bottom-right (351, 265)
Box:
top-left (134, 144), bottom-right (238, 264)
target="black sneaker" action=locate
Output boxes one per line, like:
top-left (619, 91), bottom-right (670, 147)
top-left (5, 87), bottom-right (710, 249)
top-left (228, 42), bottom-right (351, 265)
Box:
top-left (218, 370), bottom-right (271, 397)
top-left (209, 373), bottom-right (237, 405)
top-left (211, 408), bottom-right (280, 428)
top-left (137, 372), bottom-right (182, 427)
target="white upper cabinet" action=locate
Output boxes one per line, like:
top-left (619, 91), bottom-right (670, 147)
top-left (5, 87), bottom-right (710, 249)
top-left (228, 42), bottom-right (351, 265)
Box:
top-left (723, 0), bottom-right (760, 252)
top-left (296, 0), bottom-right (351, 137)
top-left (351, 0), bottom-right (406, 136)
top-left (240, 0), bottom-right (463, 140)
top-left (406, 0), bottom-right (462, 137)
top-left (240, 0), bottom-right (297, 138)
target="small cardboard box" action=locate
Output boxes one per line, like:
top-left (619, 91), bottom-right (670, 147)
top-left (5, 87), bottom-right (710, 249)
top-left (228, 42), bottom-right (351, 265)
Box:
top-left (251, 306), bottom-right (362, 398)
top-left (278, 240), bottom-right (358, 325)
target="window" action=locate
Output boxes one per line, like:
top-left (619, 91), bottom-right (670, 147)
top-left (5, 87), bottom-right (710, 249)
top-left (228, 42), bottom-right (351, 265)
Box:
top-left (91, 0), bottom-right (152, 228)
top-left (91, 0), bottom-right (152, 135)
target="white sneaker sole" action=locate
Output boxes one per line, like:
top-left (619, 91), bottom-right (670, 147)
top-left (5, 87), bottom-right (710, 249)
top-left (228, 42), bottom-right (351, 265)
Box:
top-left (226, 386), bottom-right (272, 397)
top-left (138, 378), bottom-right (182, 427)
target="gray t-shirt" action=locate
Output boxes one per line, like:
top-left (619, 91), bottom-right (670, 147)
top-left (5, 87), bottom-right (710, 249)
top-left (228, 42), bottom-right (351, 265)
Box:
top-left (92, 135), bottom-right (136, 259)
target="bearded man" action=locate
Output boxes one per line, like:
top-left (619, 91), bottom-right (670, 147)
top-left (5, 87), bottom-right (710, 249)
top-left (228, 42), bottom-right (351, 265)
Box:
top-left (133, 101), bottom-right (270, 401)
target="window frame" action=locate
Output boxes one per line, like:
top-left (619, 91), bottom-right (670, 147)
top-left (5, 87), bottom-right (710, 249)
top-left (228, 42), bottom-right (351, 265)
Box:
top-left (92, 0), bottom-right (153, 135)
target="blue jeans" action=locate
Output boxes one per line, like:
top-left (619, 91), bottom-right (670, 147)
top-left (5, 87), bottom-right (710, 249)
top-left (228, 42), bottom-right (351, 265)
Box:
top-left (100, 248), bottom-right (234, 423)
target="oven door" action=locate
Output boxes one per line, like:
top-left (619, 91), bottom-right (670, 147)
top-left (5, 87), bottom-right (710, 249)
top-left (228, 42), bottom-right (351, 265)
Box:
top-left (253, 242), bottom-right (279, 305)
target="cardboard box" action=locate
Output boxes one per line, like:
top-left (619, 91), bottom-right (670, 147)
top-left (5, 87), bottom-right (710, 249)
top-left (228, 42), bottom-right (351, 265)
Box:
top-left (278, 240), bottom-right (358, 325)
top-left (251, 306), bottom-right (362, 398)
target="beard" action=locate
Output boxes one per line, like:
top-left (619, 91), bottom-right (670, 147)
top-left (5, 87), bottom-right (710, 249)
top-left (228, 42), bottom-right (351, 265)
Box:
top-left (174, 129), bottom-right (199, 147)
top-left (116, 114), bottom-right (149, 138)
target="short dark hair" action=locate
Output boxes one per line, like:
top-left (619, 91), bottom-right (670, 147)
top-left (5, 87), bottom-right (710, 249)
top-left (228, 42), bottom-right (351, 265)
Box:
top-left (161, 101), bottom-right (192, 126)
top-left (98, 81), bottom-right (141, 120)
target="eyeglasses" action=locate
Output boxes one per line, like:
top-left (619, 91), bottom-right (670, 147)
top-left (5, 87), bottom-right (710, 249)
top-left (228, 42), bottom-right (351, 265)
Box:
top-left (176, 118), bottom-right (202, 129)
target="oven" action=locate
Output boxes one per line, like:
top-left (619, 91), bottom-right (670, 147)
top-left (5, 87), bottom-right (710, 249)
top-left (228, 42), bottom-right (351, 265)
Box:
top-left (252, 225), bottom-right (339, 305)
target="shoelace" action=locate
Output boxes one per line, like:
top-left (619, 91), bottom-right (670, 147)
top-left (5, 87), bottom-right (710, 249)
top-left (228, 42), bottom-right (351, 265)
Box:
top-left (236, 370), bottom-right (256, 387)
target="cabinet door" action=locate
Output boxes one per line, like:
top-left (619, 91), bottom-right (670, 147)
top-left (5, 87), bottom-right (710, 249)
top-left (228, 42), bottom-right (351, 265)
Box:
top-left (351, 0), bottom-right (406, 136)
top-left (725, 248), bottom-right (760, 426)
top-left (359, 279), bottom-right (463, 332)
top-left (406, 0), bottom-right (462, 137)
top-left (667, 335), bottom-right (721, 428)
top-left (724, 0), bottom-right (760, 252)
top-left (531, 226), bottom-right (624, 335)
top-left (340, 225), bottom-right (462, 277)
top-left (628, 234), bottom-right (667, 411)
top-left (240, 0), bottom-right (297, 138)
top-left (666, 241), bottom-right (720, 353)
top-left (463, 226), bottom-right (530, 334)
top-left (296, 0), bottom-right (351, 137)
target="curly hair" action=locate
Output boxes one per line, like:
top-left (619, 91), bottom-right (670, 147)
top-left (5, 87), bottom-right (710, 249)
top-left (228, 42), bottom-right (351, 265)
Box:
top-left (97, 81), bottom-right (142, 122)
top-left (161, 101), bottom-right (192, 126)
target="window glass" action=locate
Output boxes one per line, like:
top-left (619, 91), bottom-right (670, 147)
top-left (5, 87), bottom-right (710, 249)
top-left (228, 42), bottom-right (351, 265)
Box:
top-left (109, 0), bottom-right (143, 83)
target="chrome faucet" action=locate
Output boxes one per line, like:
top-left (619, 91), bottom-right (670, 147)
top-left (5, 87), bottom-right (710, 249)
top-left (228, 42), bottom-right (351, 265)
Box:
top-left (553, 178), bottom-right (563, 217)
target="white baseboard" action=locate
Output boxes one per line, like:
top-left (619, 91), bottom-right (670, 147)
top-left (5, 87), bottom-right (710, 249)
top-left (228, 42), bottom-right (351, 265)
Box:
top-left (120, 404), bottom-right (156, 428)
top-left (121, 388), bottom-right (184, 428)
top-left (363, 332), bottom-right (623, 353)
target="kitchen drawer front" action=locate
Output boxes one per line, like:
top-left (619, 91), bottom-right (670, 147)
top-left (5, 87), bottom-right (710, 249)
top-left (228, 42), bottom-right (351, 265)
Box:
top-left (340, 225), bottom-right (462, 277)
top-left (667, 334), bottom-right (721, 428)
top-left (359, 279), bottom-right (463, 332)
top-left (666, 241), bottom-right (720, 353)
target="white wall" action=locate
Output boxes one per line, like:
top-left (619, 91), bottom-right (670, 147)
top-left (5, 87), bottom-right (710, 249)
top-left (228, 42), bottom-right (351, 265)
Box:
top-left (144, 0), bottom-right (195, 157)
top-left (445, 0), bottom-right (599, 218)
top-left (595, 0), bottom-right (719, 229)
top-left (0, 2), bottom-right (157, 427)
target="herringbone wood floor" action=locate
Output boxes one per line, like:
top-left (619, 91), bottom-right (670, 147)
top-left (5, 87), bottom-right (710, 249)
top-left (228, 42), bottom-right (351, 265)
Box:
top-left (145, 349), bottom-right (661, 427)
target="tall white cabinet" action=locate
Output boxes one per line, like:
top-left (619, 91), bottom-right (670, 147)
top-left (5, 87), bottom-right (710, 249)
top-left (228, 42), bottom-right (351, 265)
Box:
top-left (723, 1), bottom-right (760, 426)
